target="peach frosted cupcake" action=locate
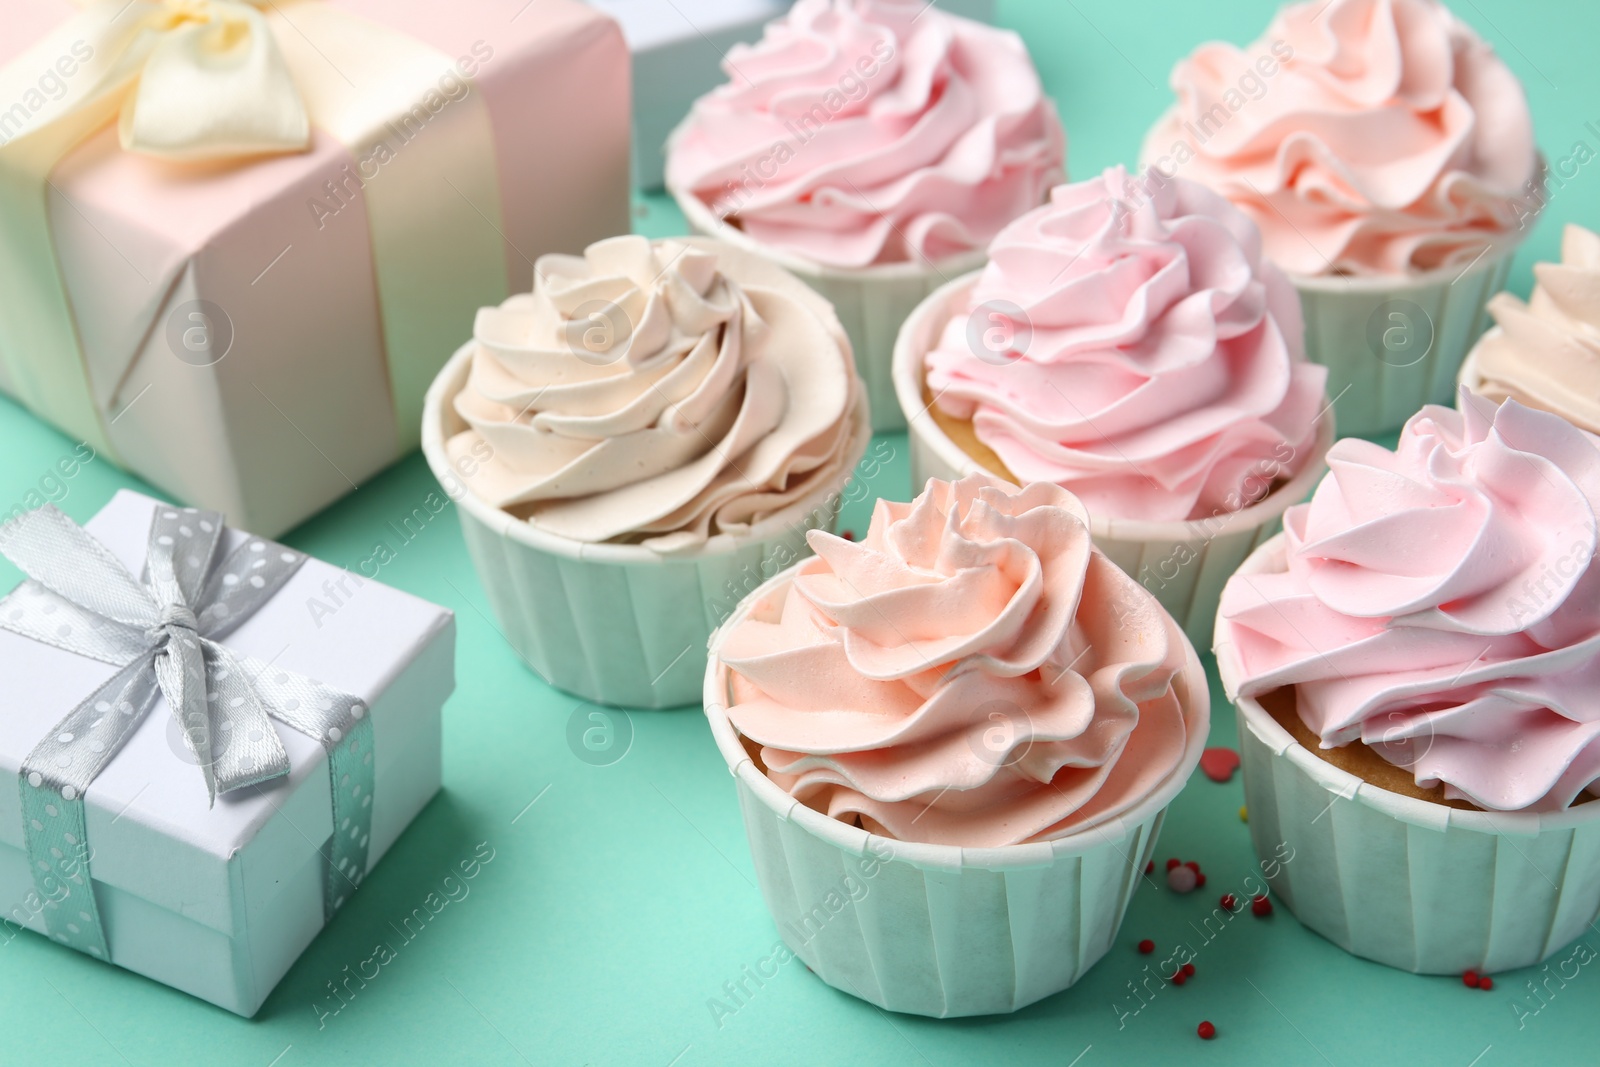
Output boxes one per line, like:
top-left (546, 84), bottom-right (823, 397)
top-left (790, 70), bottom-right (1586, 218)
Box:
top-left (423, 235), bottom-right (868, 708)
top-left (704, 474), bottom-right (1208, 1016)
top-left (895, 166), bottom-right (1332, 646)
top-left (1216, 393), bottom-right (1600, 974)
top-left (1144, 0), bottom-right (1539, 435)
top-left (667, 0), bottom-right (1065, 431)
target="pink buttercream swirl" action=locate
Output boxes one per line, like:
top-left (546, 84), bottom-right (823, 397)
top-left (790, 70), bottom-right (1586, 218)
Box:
top-left (1144, 0), bottom-right (1537, 276)
top-left (715, 474), bottom-right (1202, 847)
top-left (666, 0), bottom-right (1065, 269)
top-left (1219, 393), bottom-right (1600, 812)
top-left (926, 167), bottom-right (1328, 523)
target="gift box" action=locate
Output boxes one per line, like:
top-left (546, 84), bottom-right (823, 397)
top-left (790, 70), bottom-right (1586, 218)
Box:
top-left (603, 0), bottom-right (994, 189)
top-left (0, 0), bottom-right (632, 537)
top-left (0, 489), bottom-right (454, 1016)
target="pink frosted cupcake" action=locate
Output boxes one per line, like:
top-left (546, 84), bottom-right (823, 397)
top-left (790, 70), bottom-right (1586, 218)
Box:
top-left (895, 166), bottom-right (1333, 645)
top-left (1215, 393), bottom-right (1600, 974)
top-left (667, 0), bottom-right (1065, 431)
top-left (1144, 0), bottom-right (1540, 435)
top-left (704, 474), bottom-right (1208, 1016)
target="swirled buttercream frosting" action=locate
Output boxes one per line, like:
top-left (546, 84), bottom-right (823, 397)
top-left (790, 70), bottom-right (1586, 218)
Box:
top-left (1143, 0), bottom-right (1537, 276)
top-left (925, 167), bottom-right (1328, 523)
top-left (666, 0), bottom-right (1066, 269)
top-left (446, 235), bottom-right (867, 552)
top-left (1468, 225), bottom-right (1600, 434)
top-left (1219, 393), bottom-right (1600, 811)
top-left (715, 474), bottom-right (1204, 846)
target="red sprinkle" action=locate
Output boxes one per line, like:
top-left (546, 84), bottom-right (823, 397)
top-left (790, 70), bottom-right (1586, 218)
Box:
top-left (1197, 1021), bottom-right (1216, 1040)
top-left (1145, 860), bottom-right (1155, 875)
top-left (1171, 971), bottom-right (1188, 986)
top-left (839, 530), bottom-right (855, 541)
top-left (1184, 861), bottom-right (1201, 874)
top-left (1463, 970), bottom-right (1481, 989)
top-left (1182, 962), bottom-right (1196, 977)
top-left (1195, 873), bottom-right (1207, 888)
top-left (1251, 895), bottom-right (1273, 917)
top-left (1220, 894), bottom-right (1238, 911)
top-left (1166, 858), bottom-right (1182, 872)
top-left (1138, 939), bottom-right (1155, 955)
top-left (1480, 977), bottom-right (1494, 991)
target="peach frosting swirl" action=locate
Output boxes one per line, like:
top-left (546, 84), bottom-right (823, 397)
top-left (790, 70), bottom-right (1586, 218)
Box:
top-left (715, 475), bottom-right (1204, 847)
top-left (666, 0), bottom-right (1066, 269)
top-left (1469, 225), bottom-right (1600, 435)
top-left (1219, 394), bottom-right (1600, 812)
top-left (446, 236), bottom-right (868, 552)
top-left (1144, 0), bottom-right (1537, 276)
top-left (926, 167), bottom-right (1328, 523)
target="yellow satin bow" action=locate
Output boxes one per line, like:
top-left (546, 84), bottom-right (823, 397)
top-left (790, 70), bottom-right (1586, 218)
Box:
top-left (18, 0), bottom-right (314, 161)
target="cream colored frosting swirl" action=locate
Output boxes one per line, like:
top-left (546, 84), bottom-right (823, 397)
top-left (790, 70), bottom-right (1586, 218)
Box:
top-left (1144, 0), bottom-right (1537, 276)
top-left (1468, 225), bottom-right (1600, 434)
top-left (447, 236), bottom-right (868, 552)
top-left (715, 474), bottom-right (1203, 847)
top-left (666, 0), bottom-right (1066, 269)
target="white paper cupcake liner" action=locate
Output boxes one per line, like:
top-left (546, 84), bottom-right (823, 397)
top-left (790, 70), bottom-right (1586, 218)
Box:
top-left (671, 181), bottom-right (986, 434)
top-left (894, 274), bottom-right (1334, 651)
top-left (1293, 249), bottom-right (1514, 437)
top-left (1215, 535), bottom-right (1600, 975)
top-left (703, 565), bottom-right (1210, 1018)
top-left (423, 342), bottom-right (871, 709)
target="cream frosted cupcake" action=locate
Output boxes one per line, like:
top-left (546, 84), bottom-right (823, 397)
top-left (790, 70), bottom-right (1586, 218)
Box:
top-left (666, 0), bottom-right (1065, 432)
top-left (704, 474), bottom-right (1208, 1016)
top-left (422, 235), bottom-right (869, 708)
top-left (1215, 394), bottom-right (1600, 974)
top-left (1144, 0), bottom-right (1540, 436)
top-left (1461, 225), bottom-right (1600, 433)
top-left (895, 166), bottom-right (1333, 647)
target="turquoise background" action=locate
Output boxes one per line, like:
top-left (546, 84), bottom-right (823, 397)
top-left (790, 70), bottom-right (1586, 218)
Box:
top-left (1, 0), bottom-right (1597, 1063)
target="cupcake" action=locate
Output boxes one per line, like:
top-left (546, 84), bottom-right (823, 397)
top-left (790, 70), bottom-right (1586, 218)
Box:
top-left (422, 235), bottom-right (869, 708)
top-left (704, 474), bottom-right (1209, 1016)
top-left (1215, 393), bottom-right (1600, 974)
top-left (1460, 225), bottom-right (1600, 434)
top-left (895, 166), bottom-right (1333, 647)
top-left (1144, 0), bottom-right (1540, 436)
top-left (666, 0), bottom-right (1065, 432)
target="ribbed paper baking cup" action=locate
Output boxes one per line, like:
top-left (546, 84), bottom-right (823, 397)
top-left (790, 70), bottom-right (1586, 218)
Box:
top-left (703, 565), bottom-right (1210, 1018)
top-left (423, 342), bottom-right (871, 709)
top-left (1292, 249), bottom-right (1513, 438)
top-left (671, 181), bottom-right (985, 435)
top-left (1215, 534), bottom-right (1600, 975)
top-left (894, 274), bottom-right (1334, 651)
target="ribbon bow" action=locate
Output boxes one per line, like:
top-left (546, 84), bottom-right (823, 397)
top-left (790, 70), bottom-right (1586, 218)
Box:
top-left (0, 503), bottom-right (373, 960)
top-left (6, 0), bottom-right (312, 161)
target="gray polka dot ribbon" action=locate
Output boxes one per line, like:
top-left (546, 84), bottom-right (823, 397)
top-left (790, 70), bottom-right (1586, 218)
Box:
top-left (0, 504), bottom-right (375, 961)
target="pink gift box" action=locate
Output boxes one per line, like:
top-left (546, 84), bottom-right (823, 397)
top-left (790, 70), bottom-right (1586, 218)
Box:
top-left (0, 0), bottom-right (631, 536)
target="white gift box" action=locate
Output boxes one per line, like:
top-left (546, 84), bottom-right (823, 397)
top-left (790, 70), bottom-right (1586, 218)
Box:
top-left (0, 491), bottom-right (453, 1016)
top-left (595, 0), bottom-right (995, 189)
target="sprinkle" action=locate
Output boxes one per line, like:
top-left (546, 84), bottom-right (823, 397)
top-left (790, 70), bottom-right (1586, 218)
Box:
top-left (1138, 939), bottom-right (1155, 955)
top-left (1251, 895), bottom-right (1273, 918)
top-left (1145, 860), bottom-right (1154, 875)
top-left (1480, 977), bottom-right (1494, 991)
top-left (1199, 746), bottom-right (1240, 782)
top-left (1184, 860), bottom-right (1201, 873)
top-left (1171, 970), bottom-right (1187, 986)
top-left (1197, 1021), bottom-right (1216, 1040)
top-left (1240, 805), bottom-right (1248, 822)
top-left (1463, 970), bottom-right (1480, 989)
top-left (1220, 894), bottom-right (1238, 911)
top-left (1165, 857), bottom-right (1181, 872)
top-left (839, 530), bottom-right (855, 541)
top-left (1196, 872), bottom-right (1207, 888)
top-left (1182, 963), bottom-right (1195, 977)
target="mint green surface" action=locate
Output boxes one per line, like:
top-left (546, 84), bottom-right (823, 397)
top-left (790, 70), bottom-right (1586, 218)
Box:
top-left (1, 1), bottom-right (1596, 1062)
